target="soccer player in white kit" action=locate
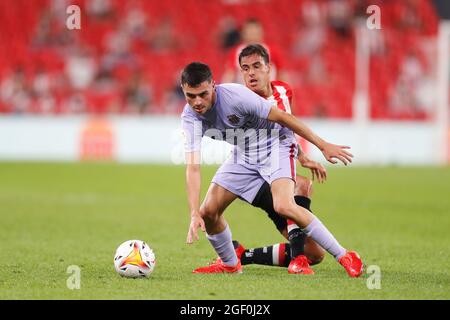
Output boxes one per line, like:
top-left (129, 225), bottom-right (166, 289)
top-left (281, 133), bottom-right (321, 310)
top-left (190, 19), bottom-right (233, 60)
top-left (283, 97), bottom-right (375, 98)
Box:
top-left (181, 62), bottom-right (363, 277)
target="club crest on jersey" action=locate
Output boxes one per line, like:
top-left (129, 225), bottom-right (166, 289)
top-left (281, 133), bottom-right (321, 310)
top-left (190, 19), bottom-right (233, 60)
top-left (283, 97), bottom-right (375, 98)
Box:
top-left (227, 114), bottom-right (240, 125)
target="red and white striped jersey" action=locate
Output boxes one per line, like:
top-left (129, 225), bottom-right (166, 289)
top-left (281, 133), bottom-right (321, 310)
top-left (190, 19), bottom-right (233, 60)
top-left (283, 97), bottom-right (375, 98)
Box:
top-left (267, 80), bottom-right (293, 114)
top-left (267, 80), bottom-right (309, 154)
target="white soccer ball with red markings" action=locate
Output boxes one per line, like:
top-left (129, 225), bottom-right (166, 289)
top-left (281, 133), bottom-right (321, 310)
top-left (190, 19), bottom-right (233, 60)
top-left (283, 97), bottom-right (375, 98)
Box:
top-left (114, 240), bottom-right (156, 278)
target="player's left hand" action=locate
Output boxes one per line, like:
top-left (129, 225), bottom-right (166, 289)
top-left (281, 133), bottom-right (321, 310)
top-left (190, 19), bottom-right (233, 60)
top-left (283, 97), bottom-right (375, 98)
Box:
top-left (298, 154), bottom-right (327, 183)
top-left (321, 142), bottom-right (353, 166)
top-left (186, 214), bottom-right (206, 244)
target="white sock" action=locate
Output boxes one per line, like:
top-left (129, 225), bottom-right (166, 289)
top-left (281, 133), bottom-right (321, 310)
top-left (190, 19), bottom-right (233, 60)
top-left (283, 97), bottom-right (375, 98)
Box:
top-left (302, 217), bottom-right (347, 260)
top-left (207, 225), bottom-right (238, 266)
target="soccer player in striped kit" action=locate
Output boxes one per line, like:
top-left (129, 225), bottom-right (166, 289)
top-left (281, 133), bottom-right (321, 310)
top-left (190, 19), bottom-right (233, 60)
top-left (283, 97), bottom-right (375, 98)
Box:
top-left (181, 62), bottom-right (363, 277)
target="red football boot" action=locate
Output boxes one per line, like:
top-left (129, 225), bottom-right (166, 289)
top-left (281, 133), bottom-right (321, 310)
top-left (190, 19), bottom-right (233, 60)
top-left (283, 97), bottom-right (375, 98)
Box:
top-left (215, 242), bottom-right (246, 264)
top-left (234, 243), bottom-right (246, 260)
top-left (338, 251), bottom-right (364, 278)
top-left (288, 255), bottom-right (315, 275)
top-left (193, 260), bottom-right (243, 274)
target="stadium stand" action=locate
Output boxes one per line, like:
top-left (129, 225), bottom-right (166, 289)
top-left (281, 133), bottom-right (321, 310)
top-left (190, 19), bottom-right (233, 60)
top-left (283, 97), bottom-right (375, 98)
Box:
top-left (0, 0), bottom-right (440, 119)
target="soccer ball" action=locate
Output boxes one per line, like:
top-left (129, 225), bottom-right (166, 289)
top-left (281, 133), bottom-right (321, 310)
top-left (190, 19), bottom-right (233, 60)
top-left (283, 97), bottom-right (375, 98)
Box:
top-left (114, 240), bottom-right (156, 278)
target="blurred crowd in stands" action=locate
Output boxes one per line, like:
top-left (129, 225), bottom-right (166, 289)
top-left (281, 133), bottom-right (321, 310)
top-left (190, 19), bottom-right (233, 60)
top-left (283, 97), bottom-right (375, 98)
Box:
top-left (0, 0), bottom-right (441, 119)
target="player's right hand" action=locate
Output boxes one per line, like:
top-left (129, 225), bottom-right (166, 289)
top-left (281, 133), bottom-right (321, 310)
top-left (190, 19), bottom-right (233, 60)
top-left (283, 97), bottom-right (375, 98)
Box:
top-left (186, 213), bottom-right (206, 244)
top-left (321, 142), bottom-right (353, 166)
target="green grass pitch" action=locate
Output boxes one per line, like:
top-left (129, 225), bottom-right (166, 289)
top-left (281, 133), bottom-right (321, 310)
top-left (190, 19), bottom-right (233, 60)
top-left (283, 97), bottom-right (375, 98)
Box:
top-left (0, 162), bottom-right (449, 300)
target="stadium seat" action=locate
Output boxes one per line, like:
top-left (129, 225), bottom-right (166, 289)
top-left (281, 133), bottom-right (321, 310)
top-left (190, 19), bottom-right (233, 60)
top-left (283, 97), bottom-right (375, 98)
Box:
top-left (0, 0), bottom-right (440, 119)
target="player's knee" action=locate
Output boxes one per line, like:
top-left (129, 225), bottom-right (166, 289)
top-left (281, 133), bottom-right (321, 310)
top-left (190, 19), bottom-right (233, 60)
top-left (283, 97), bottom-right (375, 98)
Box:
top-left (305, 238), bottom-right (325, 265)
top-left (295, 176), bottom-right (313, 198)
top-left (273, 200), bottom-right (296, 219)
top-left (199, 203), bottom-right (220, 222)
top-left (280, 228), bottom-right (289, 240)
top-left (308, 253), bottom-right (325, 266)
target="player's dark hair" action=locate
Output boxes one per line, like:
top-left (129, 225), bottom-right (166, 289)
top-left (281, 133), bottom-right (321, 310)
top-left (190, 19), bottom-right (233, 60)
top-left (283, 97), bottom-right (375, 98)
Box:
top-left (238, 44), bottom-right (270, 66)
top-left (244, 18), bottom-right (261, 26)
top-left (181, 62), bottom-right (213, 87)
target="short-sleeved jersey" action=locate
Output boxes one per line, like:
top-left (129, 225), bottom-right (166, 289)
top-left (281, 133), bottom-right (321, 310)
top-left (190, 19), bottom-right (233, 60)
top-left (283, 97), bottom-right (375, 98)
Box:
top-left (181, 83), bottom-right (295, 165)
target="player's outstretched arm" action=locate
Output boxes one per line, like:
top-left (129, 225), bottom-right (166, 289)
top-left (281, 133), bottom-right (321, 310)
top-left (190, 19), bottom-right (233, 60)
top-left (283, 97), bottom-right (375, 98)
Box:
top-left (185, 152), bottom-right (205, 244)
top-left (267, 106), bottom-right (353, 165)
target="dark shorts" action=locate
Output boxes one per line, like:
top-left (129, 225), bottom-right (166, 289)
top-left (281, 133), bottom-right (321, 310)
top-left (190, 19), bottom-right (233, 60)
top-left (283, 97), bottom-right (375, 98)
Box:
top-left (251, 181), bottom-right (312, 232)
top-left (251, 181), bottom-right (287, 232)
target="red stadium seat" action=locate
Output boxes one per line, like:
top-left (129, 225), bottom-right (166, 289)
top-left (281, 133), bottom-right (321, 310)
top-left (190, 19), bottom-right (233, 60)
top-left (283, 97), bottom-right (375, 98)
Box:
top-left (0, 0), bottom-right (440, 119)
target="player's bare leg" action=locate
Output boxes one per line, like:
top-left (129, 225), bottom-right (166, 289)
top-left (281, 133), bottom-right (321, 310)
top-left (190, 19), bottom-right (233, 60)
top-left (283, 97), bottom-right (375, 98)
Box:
top-left (199, 183), bottom-right (237, 234)
top-left (285, 175), bottom-right (323, 272)
top-left (304, 237), bottom-right (325, 265)
top-left (271, 178), bottom-right (314, 229)
top-left (269, 177), bottom-right (315, 274)
top-left (193, 183), bottom-right (242, 274)
top-left (271, 178), bottom-right (363, 277)
top-left (292, 175), bottom-right (325, 265)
